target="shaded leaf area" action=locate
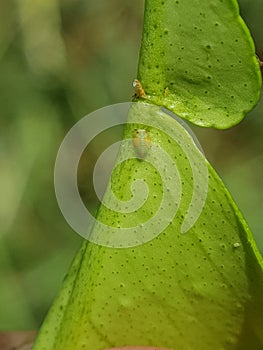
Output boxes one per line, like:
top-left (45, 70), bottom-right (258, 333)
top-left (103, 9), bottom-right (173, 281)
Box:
top-left (33, 104), bottom-right (263, 350)
top-left (138, 0), bottom-right (261, 128)
top-left (0, 331), bottom-right (169, 350)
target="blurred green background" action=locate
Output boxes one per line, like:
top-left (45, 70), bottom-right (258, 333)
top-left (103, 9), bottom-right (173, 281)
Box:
top-left (0, 0), bottom-right (262, 330)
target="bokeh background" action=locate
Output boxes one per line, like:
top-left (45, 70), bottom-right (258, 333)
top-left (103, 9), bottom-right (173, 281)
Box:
top-left (0, 0), bottom-right (262, 330)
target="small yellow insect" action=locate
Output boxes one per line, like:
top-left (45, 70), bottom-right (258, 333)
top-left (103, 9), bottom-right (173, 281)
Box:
top-left (133, 79), bottom-right (147, 99)
top-left (233, 242), bottom-right (241, 248)
top-left (133, 129), bottom-right (151, 159)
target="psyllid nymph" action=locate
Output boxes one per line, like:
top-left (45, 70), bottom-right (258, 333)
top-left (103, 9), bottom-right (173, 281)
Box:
top-left (133, 129), bottom-right (151, 159)
top-left (133, 79), bottom-right (147, 99)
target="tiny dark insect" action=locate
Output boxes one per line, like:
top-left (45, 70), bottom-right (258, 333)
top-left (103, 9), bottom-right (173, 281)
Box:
top-left (256, 54), bottom-right (263, 67)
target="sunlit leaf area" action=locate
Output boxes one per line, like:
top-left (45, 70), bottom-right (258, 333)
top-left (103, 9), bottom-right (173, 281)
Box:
top-left (0, 0), bottom-right (262, 330)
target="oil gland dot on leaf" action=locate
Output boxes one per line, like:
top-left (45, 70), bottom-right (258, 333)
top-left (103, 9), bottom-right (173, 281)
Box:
top-left (133, 129), bottom-right (151, 159)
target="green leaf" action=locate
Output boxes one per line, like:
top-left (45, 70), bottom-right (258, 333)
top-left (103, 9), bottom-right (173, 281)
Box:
top-left (33, 103), bottom-right (263, 350)
top-left (137, 0), bottom-right (262, 128)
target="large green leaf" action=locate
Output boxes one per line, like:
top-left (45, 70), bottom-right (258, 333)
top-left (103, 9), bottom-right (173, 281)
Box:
top-left (137, 0), bottom-right (262, 128)
top-left (32, 1), bottom-right (263, 349)
top-left (33, 103), bottom-right (263, 350)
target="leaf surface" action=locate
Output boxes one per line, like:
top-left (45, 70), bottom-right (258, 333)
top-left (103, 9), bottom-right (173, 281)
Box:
top-left (137, 0), bottom-right (262, 128)
top-left (33, 104), bottom-right (263, 350)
